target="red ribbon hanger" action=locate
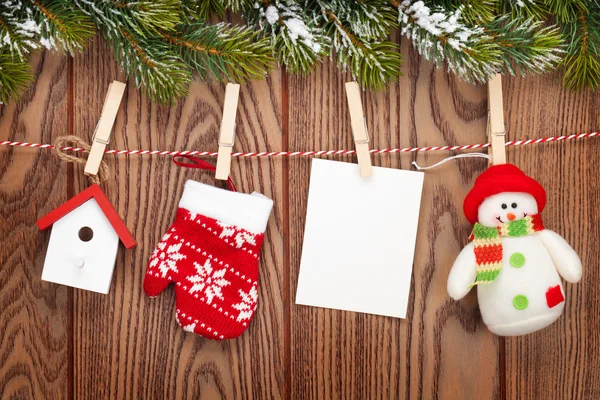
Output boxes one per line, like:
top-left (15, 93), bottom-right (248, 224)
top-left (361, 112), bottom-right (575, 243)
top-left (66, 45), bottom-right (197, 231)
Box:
top-left (173, 155), bottom-right (237, 192)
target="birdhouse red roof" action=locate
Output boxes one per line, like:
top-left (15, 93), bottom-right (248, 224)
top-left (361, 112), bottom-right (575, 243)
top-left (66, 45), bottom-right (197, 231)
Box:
top-left (37, 184), bottom-right (137, 249)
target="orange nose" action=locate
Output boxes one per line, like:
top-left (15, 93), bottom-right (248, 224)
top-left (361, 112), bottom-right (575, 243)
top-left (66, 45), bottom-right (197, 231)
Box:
top-left (507, 213), bottom-right (516, 221)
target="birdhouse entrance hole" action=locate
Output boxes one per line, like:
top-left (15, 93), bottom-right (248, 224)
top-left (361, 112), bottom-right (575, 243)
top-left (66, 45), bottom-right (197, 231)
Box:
top-left (78, 226), bottom-right (94, 242)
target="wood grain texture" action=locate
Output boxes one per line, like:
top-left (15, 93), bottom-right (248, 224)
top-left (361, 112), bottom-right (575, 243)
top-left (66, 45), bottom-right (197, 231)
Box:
top-left (288, 38), bottom-right (500, 400)
top-left (399, 40), bottom-right (502, 400)
top-left (503, 73), bottom-right (600, 400)
top-left (0, 52), bottom-right (70, 399)
top-left (1, 36), bottom-right (600, 400)
top-left (287, 60), bottom-right (408, 400)
top-left (70, 35), bottom-right (285, 399)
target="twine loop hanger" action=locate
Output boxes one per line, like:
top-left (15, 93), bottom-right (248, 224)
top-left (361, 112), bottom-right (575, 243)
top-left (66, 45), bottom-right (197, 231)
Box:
top-left (53, 135), bottom-right (110, 185)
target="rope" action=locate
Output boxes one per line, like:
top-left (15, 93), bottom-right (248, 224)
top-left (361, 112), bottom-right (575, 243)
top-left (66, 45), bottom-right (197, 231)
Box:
top-left (52, 135), bottom-right (109, 185)
top-left (412, 153), bottom-right (492, 170)
top-left (2, 131), bottom-right (599, 158)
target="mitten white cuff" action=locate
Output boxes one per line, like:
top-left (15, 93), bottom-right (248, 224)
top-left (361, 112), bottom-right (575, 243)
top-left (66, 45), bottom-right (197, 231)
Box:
top-left (179, 180), bottom-right (273, 233)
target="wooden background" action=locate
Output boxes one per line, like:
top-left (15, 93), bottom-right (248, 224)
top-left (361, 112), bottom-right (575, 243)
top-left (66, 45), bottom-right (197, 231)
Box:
top-left (1, 35), bottom-right (599, 400)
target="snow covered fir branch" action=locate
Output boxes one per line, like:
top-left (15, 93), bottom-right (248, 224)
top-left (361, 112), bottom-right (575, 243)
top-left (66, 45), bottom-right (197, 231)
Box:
top-left (0, 0), bottom-right (598, 104)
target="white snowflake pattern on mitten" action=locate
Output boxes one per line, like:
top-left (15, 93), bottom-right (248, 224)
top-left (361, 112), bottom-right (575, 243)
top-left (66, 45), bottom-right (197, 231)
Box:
top-left (149, 240), bottom-right (186, 278)
top-left (235, 232), bottom-right (256, 248)
top-left (218, 221), bottom-right (258, 249)
top-left (232, 285), bottom-right (258, 322)
top-left (187, 259), bottom-right (230, 304)
top-left (150, 233), bottom-right (170, 259)
top-left (217, 221), bottom-right (236, 239)
top-left (175, 313), bottom-right (197, 333)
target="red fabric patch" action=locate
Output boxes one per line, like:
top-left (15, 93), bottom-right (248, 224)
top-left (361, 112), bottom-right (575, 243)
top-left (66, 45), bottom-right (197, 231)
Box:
top-left (531, 214), bottom-right (545, 231)
top-left (546, 285), bottom-right (565, 308)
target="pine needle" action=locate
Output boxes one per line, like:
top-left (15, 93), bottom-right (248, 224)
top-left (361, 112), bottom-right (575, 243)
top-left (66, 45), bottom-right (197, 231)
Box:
top-left (0, 51), bottom-right (32, 103)
top-left (562, 3), bottom-right (600, 89)
top-left (166, 22), bottom-right (274, 83)
top-left (1, 0), bottom-right (600, 103)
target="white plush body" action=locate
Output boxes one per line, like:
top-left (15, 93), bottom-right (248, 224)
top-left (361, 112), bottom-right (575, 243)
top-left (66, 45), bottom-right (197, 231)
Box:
top-left (448, 192), bottom-right (582, 336)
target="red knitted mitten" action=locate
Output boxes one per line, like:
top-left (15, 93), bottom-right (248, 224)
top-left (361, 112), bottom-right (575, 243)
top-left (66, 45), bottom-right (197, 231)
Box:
top-left (144, 180), bottom-right (273, 340)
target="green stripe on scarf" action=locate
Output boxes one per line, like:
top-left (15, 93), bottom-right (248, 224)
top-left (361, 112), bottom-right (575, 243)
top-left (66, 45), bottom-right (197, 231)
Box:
top-left (473, 223), bottom-right (498, 239)
top-left (507, 218), bottom-right (528, 236)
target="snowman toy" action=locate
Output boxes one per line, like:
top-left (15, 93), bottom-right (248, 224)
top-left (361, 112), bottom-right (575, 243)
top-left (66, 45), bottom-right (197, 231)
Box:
top-left (447, 164), bottom-right (582, 336)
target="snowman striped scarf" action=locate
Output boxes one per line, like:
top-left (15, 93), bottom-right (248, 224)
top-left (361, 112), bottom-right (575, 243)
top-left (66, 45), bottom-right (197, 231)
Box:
top-left (470, 214), bottom-right (544, 286)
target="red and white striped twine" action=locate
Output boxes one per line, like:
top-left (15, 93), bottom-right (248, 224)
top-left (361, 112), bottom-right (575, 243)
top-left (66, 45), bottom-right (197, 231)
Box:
top-left (1, 132), bottom-right (598, 157)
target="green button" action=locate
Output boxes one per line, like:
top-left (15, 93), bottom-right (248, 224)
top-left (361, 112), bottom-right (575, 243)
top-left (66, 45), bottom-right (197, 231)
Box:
top-left (513, 295), bottom-right (529, 310)
top-left (510, 252), bottom-right (526, 268)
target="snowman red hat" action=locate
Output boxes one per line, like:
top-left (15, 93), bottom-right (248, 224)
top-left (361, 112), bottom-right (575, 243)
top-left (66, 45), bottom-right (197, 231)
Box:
top-left (463, 164), bottom-right (547, 224)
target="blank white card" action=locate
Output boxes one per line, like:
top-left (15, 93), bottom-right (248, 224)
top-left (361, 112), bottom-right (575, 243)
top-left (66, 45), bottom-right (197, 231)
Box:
top-left (295, 159), bottom-right (424, 318)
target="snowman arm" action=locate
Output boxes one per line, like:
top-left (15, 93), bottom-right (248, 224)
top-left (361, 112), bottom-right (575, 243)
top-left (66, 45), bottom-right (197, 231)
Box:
top-left (538, 229), bottom-right (583, 283)
top-left (447, 242), bottom-right (477, 300)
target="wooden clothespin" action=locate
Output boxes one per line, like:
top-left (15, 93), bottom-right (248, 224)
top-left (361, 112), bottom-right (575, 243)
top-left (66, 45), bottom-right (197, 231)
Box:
top-left (487, 74), bottom-right (506, 165)
top-left (216, 83), bottom-right (241, 181)
top-left (345, 82), bottom-right (372, 177)
top-left (84, 81), bottom-right (126, 177)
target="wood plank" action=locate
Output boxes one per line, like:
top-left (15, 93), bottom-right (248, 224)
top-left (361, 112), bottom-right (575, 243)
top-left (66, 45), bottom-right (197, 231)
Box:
top-left (399, 42), bottom-right (502, 400)
top-left (71, 35), bottom-right (285, 399)
top-left (288, 39), bottom-right (501, 398)
top-left (503, 73), bottom-right (600, 400)
top-left (288, 64), bottom-right (387, 400)
top-left (0, 52), bottom-right (70, 398)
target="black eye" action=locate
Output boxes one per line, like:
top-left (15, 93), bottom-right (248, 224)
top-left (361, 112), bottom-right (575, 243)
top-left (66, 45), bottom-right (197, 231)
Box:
top-left (511, 203), bottom-right (517, 209)
top-left (501, 204), bottom-right (507, 209)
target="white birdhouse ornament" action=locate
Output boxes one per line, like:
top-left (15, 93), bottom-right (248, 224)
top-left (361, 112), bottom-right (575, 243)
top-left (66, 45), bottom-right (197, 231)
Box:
top-left (37, 184), bottom-right (136, 294)
top-left (447, 164), bottom-right (582, 336)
